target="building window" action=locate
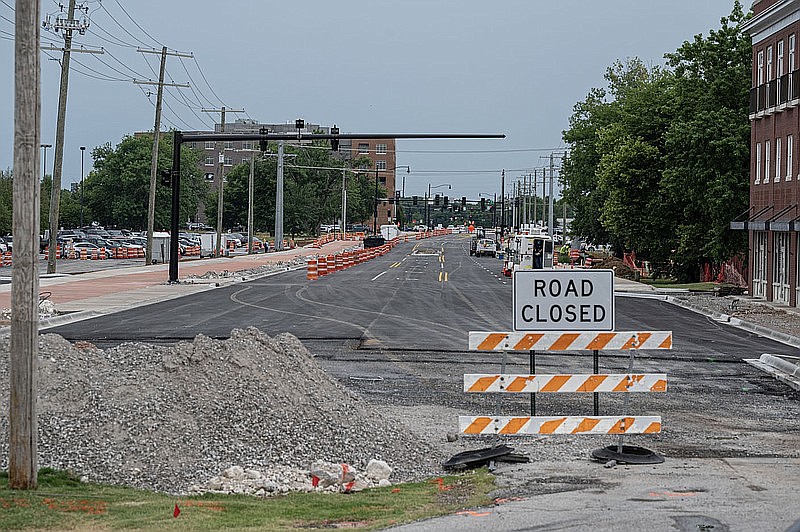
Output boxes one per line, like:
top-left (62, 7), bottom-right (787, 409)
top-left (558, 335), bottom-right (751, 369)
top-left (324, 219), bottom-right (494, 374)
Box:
top-left (788, 135), bottom-right (793, 181)
top-left (376, 143), bottom-right (387, 154)
top-left (790, 34), bottom-right (796, 72)
top-left (778, 40), bottom-right (785, 77)
top-left (205, 156), bottom-right (214, 166)
top-left (376, 160), bottom-right (387, 170)
top-left (764, 140), bottom-right (771, 184)
top-left (242, 157), bottom-right (250, 164)
top-left (379, 176), bottom-right (386, 185)
top-left (755, 142), bottom-right (762, 184)
top-left (224, 156), bottom-right (233, 166)
top-left (242, 141), bottom-right (253, 150)
top-left (753, 232), bottom-right (768, 298)
top-left (767, 45), bottom-right (773, 80)
top-left (205, 141), bottom-right (215, 150)
top-left (224, 141), bottom-right (233, 150)
top-left (773, 232), bottom-right (790, 304)
top-left (758, 50), bottom-right (764, 85)
top-left (776, 137), bottom-right (782, 182)
top-left (358, 143), bottom-right (369, 154)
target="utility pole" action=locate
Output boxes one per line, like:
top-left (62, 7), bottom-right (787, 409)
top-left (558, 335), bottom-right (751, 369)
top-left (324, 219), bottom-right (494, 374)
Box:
top-left (44, 0), bottom-right (97, 274)
top-left (247, 153), bottom-right (255, 253)
top-left (136, 46), bottom-right (191, 265)
top-left (500, 169), bottom-right (505, 237)
top-left (275, 140), bottom-right (285, 250)
top-left (549, 153), bottom-right (555, 238)
top-left (11, 0), bottom-right (41, 490)
top-left (202, 106), bottom-right (245, 257)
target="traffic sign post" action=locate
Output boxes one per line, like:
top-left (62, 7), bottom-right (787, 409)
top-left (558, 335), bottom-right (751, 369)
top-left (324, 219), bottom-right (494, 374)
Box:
top-left (460, 269), bottom-right (670, 465)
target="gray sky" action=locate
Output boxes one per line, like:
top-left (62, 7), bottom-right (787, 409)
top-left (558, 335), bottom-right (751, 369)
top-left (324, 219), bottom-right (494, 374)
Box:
top-left (1, 0), bottom-right (735, 201)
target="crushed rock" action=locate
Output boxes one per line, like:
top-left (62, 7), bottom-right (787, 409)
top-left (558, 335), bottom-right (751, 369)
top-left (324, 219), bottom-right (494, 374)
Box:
top-left (0, 328), bottom-right (440, 494)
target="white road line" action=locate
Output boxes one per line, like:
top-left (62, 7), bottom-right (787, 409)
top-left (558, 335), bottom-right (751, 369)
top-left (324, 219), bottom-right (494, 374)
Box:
top-left (371, 271), bottom-right (388, 281)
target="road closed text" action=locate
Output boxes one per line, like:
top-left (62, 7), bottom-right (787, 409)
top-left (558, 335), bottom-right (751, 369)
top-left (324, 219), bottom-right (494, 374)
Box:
top-left (513, 270), bottom-right (615, 331)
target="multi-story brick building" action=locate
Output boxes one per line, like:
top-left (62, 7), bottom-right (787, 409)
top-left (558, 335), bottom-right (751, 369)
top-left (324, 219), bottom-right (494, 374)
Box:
top-left (742, 0), bottom-right (800, 306)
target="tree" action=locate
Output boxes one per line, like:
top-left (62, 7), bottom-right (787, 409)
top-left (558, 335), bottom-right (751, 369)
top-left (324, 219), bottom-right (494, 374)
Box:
top-left (85, 133), bottom-right (205, 230)
top-left (560, 2), bottom-right (751, 280)
top-left (212, 145), bottom-right (380, 236)
top-left (0, 169), bottom-right (11, 235)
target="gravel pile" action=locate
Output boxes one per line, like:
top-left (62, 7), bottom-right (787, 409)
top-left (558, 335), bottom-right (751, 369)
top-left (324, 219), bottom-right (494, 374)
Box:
top-left (0, 328), bottom-right (440, 494)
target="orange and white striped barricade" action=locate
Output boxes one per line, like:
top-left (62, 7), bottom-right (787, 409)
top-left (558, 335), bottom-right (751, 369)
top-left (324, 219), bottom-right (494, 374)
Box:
top-left (307, 258), bottom-right (318, 280)
top-left (464, 329), bottom-right (671, 462)
top-left (459, 416), bottom-right (662, 436)
top-left (1, 251), bottom-right (9, 266)
top-left (334, 254), bottom-right (343, 271)
top-left (99, 247), bottom-right (107, 260)
top-left (90, 248), bottom-right (98, 260)
top-left (327, 254), bottom-right (335, 273)
top-left (318, 256), bottom-right (328, 276)
top-left (468, 331), bottom-right (673, 352)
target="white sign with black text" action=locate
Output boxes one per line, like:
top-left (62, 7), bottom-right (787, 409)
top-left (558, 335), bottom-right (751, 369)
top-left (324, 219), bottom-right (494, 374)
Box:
top-left (513, 270), bottom-right (615, 331)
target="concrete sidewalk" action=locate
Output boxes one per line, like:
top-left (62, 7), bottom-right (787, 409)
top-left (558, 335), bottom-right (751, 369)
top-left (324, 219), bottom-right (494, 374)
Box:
top-left (0, 240), bottom-right (359, 323)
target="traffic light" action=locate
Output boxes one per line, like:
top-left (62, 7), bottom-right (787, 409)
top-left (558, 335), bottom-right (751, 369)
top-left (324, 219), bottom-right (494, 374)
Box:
top-left (444, 196), bottom-right (449, 206)
top-left (434, 194), bottom-right (440, 206)
top-left (160, 168), bottom-right (172, 187)
top-left (413, 195), bottom-right (418, 205)
top-left (481, 197), bottom-right (486, 211)
top-left (330, 125), bottom-right (339, 151)
top-left (462, 196), bottom-right (467, 207)
top-left (259, 127), bottom-right (268, 151)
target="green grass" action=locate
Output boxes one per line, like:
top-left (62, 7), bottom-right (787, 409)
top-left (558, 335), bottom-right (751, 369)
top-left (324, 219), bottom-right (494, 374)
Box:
top-left (0, 468), bottom-right (497, 530)
top-left (638, 280), bottom-right (725, 291)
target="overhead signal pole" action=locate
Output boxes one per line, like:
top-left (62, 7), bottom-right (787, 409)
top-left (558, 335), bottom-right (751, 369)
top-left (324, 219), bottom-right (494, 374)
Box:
top-left (136, 47), bottom-right (192, 265)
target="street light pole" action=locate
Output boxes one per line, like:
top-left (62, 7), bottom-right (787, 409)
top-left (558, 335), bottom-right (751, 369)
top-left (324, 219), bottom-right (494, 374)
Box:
top-left (427, 183), bottom-right (451, 229)
top-left (79, 146), bottom-right (85, 228)
top-left (40, 144), bottom-right (51, 179)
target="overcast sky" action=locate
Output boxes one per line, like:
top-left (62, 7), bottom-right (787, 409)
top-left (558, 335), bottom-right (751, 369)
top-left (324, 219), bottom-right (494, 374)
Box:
top-left (1, 0), bottom-right (737, 200)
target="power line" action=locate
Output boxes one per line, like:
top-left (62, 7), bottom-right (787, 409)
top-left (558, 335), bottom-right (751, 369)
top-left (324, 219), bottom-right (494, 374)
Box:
top-left (112, 0), bottom-right (162, 48)
top-left (98, 0), bottom-right (152, 48)
top-left (192, 55), bottom-right (228, 108)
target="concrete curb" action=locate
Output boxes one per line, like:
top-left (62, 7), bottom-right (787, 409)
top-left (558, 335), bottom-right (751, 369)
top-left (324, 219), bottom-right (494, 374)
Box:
top-left (622, 291), bottom-right (800, 350)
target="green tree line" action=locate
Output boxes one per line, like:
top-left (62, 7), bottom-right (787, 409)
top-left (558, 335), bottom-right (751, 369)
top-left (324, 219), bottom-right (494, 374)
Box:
top-left (0, 134), bottom-right (380, 237)
top-left (560, 2), bottom-right (751, 281)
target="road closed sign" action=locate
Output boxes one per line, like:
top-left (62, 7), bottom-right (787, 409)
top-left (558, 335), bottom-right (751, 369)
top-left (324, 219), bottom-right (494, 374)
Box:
top-left (513, 270), bottom-right (614, 331)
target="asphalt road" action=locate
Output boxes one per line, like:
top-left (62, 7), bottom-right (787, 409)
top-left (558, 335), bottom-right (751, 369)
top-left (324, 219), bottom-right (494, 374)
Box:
top-left (48, 234), bottom-right (799, 361)
top-left (45, 234), bottom-right (800, 531)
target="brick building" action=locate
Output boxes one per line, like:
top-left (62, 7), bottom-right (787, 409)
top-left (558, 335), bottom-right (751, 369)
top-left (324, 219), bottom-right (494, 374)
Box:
top-left (185, 119), bottom-right (397, 229)
top-left (741, 0), bottom-right (800, 306)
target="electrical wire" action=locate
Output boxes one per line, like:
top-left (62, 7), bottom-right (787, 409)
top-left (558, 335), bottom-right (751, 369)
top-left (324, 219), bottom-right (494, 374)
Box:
top-left (112, 0), bottom-right (162, 48)
top-left (98, 0), bottom-right (152, 48)
top-left (191, 55), bottom-right (228, 108)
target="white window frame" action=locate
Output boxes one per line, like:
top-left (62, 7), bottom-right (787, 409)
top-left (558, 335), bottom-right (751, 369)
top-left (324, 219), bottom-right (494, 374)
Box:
top-left (758, 50), bottom-right (765, 85)
top-left (205, 141), bottom-right (215, 150)
top-left (376, 160), bottom-right (387, 171)
top-left (767, 45), bottom-right (773, 81)
top-left (204, 156), bottom-right (214, 166)
top-left (791, 35), bottom-right (797, 72)
top-left (753, 232), bottom-right (768, 298)
top-left (776, 137), bottom-right (782, 182)
top-left (778, 40), bottom-right (785, 77)
top-left (376, 143), bottom-right (387, 155)
top-left (788, 135), bottom-right (794, 181)
top-left (224, 155), bottom-right (233, 166)
top-left (357, 143), bottom-right (369, 154)
top-left (773, 232), bottom-right (790, 304)
top-left (764, 140), bottom-right (771, 184)
top-left (756, 142), bottom-right (762, 184)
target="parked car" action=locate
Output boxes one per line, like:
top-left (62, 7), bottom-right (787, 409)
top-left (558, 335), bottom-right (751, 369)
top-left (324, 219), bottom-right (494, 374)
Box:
top-left (227, 232), bottom-right (245, 247)
top-left (0, 237), bottom-right (7, 253)
top-left (66, 241), bottom-right (114, 258)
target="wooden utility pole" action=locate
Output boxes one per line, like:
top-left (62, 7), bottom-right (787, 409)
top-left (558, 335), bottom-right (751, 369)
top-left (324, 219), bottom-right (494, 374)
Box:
top-left (43, 0), bottom-right (100, 273)
top-left (136, 47), bottom-right (191, 265)
top-left (201, 107), bottom-right (244, 257)
top-left (11, 0), bottom-right (41, 490)
top-left (45, 0), bottom-right (75, 274)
